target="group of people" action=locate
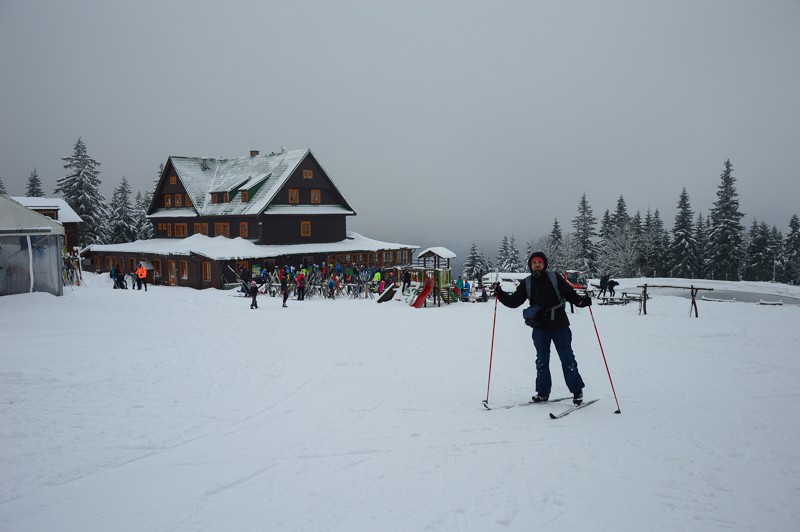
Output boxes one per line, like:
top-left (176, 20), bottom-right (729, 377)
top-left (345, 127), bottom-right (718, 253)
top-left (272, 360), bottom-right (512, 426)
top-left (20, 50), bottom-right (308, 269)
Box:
top-left (239, 263), bottom-right (401, 310)
top-left (109, 263), bottom-right (149, 291)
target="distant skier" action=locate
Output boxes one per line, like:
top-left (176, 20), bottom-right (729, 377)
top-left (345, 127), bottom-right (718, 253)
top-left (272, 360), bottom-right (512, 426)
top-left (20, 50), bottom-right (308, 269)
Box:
top-left (249, 280), bottom-right (259, 309)
top-left (280, 273), bottom-right (289, 308)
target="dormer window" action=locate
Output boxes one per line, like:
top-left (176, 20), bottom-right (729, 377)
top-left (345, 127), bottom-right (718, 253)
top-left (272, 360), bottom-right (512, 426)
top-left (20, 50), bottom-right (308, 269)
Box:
top-left (241, 190), bottom-right (249, 203)
top-left (223, 192), bottom-right (229, 203)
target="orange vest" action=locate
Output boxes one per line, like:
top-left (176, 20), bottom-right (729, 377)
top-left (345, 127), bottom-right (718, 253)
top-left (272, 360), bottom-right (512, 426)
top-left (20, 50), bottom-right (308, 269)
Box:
top-left (136, 266), bottom-right (147, 278)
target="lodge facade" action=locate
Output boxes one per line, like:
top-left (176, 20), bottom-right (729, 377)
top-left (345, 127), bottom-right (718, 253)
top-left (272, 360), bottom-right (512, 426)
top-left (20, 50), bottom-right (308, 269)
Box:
top-left (87, 148), bottom-right (416, 289)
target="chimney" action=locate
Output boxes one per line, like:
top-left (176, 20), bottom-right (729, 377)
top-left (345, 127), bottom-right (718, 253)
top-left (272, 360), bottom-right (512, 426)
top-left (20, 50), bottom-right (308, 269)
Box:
top-left (250, 150), bottom-right (260, 157)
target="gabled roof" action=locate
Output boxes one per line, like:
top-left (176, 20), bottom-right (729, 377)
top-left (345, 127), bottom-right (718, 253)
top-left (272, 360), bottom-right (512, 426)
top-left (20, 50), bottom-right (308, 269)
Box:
top-left (11, 196), bottom-right (83, 223)
top-left (151, 149), bottom-right (356, 218)
top-left (0, 196), bottom-right (65, 236)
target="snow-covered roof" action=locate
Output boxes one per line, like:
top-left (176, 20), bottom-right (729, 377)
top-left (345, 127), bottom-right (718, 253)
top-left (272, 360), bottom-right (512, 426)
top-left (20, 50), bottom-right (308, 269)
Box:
top-left (11, 196), bottom-right (83, 223)
top-left (87, 232), bottom-right (418, 261)
top-left (151, 149), bottom-right (355, 218)
top-left (416, 247), bottom-right (457, 259)
top-left (0, 196), bottom-right (65, 236)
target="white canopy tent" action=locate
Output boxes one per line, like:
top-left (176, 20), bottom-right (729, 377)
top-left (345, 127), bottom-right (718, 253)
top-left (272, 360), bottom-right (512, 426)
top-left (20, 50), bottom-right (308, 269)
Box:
top-left (0, 196), bottom-right (65, 296)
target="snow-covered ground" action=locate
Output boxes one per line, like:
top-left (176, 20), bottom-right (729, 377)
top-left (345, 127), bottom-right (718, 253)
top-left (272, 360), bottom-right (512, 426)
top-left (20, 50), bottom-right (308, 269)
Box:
top-left (1, 273), bottom-right (799, 531)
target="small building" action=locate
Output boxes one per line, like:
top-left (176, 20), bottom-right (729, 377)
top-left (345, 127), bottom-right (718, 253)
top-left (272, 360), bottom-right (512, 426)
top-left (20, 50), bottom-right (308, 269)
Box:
top-left (11, 196), bottom-right (82, 252)
top-left (0, 195), bottom-right (65, 296)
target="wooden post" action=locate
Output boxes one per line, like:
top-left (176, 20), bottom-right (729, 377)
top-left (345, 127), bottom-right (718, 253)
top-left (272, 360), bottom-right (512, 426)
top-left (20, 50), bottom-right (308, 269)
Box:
top-left (690, 285), bottom-right (699, 317)
top-left (641, 284), bottom-right (648, 315)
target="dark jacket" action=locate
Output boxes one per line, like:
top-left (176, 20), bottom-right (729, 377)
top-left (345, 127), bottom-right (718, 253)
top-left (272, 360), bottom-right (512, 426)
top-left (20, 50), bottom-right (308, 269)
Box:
top-left (497, 272), bottom-right (583, 329)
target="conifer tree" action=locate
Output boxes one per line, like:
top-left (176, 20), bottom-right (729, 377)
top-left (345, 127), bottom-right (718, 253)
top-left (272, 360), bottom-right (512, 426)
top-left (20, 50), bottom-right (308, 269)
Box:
top-left (693, 212), bottom-right (710, 279)
top-left (708, 159), bottom-right (745, 280)
top-left (507, 236), bottom-right (523, 272)
top-left (497, 236), bottom-right (510, 271)
top-left (668, 188), bottom-right (697, 278)
top-left (26, 168), bottom-right (45, 197)
top-left (571, 192), bottom-right (597, 274)
top-left (54, 137), bottom-right (108, 245)
top-left (463, 242), bottom-right (481, 278)
top-left (107, 176), bottom-right (137, 244)
top-left (742, 219), bottom-right (772, 281)
top-left (0, 176), bottom-right (7, 196)
top-left (783, 214), bottom-right (800, 284)
top-left (133, 190), bottom-right (155, 240)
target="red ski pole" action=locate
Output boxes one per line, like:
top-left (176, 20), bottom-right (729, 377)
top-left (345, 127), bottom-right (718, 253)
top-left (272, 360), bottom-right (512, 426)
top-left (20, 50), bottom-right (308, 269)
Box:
top-left (588, 306), bottom-right (622, 414)
top-left (482, 291), bottom-right (499, 409)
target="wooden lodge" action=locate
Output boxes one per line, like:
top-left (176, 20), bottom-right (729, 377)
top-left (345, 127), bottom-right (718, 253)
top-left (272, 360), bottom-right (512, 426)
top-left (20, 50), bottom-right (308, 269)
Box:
top-left (87, 148), bottom-right (417, 288)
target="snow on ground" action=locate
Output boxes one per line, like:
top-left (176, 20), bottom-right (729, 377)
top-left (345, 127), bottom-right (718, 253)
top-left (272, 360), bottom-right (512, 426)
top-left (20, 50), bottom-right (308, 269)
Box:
top-left (1, 274), bottom-right (799, 531)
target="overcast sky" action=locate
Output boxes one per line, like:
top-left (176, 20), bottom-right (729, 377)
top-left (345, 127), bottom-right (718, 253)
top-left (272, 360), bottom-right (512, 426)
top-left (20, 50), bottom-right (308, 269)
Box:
top-left (1, 0), bottom-right (798, 268)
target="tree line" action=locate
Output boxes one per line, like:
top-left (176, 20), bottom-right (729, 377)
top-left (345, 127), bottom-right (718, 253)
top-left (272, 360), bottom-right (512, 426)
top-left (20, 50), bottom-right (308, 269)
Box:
top-left (462, 159), bottom-right (800, 284)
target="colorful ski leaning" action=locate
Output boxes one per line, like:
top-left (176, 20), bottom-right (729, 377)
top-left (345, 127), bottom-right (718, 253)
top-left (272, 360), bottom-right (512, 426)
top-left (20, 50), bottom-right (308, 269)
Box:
top-left (549, 398), bottom-right (598, 419)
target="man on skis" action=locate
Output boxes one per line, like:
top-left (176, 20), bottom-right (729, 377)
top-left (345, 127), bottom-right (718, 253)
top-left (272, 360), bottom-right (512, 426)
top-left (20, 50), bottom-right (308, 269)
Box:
top-left (493, 252), bottom-right (592, 405)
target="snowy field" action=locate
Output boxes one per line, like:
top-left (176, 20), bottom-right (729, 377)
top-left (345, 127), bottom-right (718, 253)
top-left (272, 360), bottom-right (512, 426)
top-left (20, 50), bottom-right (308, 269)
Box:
top-left (2, 273), bottom-right (799, 532)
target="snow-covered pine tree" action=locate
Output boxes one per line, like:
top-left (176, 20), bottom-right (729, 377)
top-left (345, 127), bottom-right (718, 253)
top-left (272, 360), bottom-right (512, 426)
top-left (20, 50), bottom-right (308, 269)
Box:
top-left (571, 192), bottom-right (597, 274)
top-left (134, 190), bottom-right (155, 240)
top-left (462, 242), bottom-right (481, 278)
top-left (668, 188), bottom-right (697, 278)
top-left (643, 209), bottom-right (669, 277)
top-left (611, 195), bottom-right (630, 233)
top-left (742, 219), bottom-right (771, 281)
top-left (693, 212), bottom-right (710, 279)
top-left (496, 236), bottom-right (510, 271)
top-left (769, 225), bottom-right (785, 283)
top-left (0, 176), bottom-right (7, 196)
top-left (26, 168), bottom-right (45, 197)
top-left (507, 236), bottom-right (522, 272)
top-left (707, 159), bottom-right (745, 280)
top-left (54, 137), bottom-right (108, 246)
top-left (783, 214), bottom-right (800, 284)
top-left (107, 176), bottom-right (138, 244)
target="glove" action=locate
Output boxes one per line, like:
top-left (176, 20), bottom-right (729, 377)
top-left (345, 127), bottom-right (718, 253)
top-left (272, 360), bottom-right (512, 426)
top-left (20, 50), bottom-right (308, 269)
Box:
top-left (492, 282), bottom-right (503, 294)
top-left (576, 296), bottom-right (592, 307)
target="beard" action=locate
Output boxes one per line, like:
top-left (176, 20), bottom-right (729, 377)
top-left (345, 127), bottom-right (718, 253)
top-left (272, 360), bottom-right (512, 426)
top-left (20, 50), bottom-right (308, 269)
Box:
top-left (530, 269), bottom-right (543, 278)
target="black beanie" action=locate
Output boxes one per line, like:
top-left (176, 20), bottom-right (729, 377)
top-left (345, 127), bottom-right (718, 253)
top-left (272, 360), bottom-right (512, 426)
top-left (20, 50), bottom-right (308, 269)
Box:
top-left (529, 252), bottom-right (548, 271)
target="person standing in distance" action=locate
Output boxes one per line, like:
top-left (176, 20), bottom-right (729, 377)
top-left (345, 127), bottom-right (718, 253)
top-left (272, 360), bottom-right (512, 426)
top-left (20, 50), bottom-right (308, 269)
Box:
top-left (493, 252), bottom-right (592, 405)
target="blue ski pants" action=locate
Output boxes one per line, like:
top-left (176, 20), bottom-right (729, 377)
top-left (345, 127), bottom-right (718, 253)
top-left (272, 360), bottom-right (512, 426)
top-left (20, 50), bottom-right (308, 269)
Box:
top-left (531, 326), bottom-right (585, 396)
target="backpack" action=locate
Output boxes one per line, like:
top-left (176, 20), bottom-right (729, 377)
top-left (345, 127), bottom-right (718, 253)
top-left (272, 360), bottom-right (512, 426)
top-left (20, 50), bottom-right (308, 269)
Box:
top-left (523, 271), bottom-right (564, 325)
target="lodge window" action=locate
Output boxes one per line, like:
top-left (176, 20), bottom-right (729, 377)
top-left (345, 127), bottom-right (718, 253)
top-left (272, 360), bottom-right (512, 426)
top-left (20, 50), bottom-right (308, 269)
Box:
top-left (241, 190), bottom-right (249, 203)
top-left (166, 224), bottom-right (172, 237)
top-left (223, 192), bottom-right (229, 203)
top-left (211, 193), bottom-right (217, 204)
top-left (303, 169), bottom-right (313, 179)
top-left (239, 222), bottom-right (249, 238)
top-left (164, 194), bottom-right (172, 208)
top-left (175, 223), bottom-right (188, 237)
top-left (288, 189), bottom-right (299, 204)
top-left (214, 223), bottom-right (230, 237)
top-left (175, 194), bottom-right (182, 207)
top-left (129, 258), bottom-right (135, 272)
top-left (169, 175), bottom-right (176, 185)
top-left (179, 260), bottom-right (188, 280)
top-left (185, 194), bottom-right (192, 206)
top-left (311, 189), bottom-right (321, 204)
top-left (194, 223), bottom-right (208, 235)
top-left (202, 262), bottom-right (211, 282)
top-left (300, 221), bottom-right (311, 237)
top-left (153, 259), bottom-right (162, 279)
